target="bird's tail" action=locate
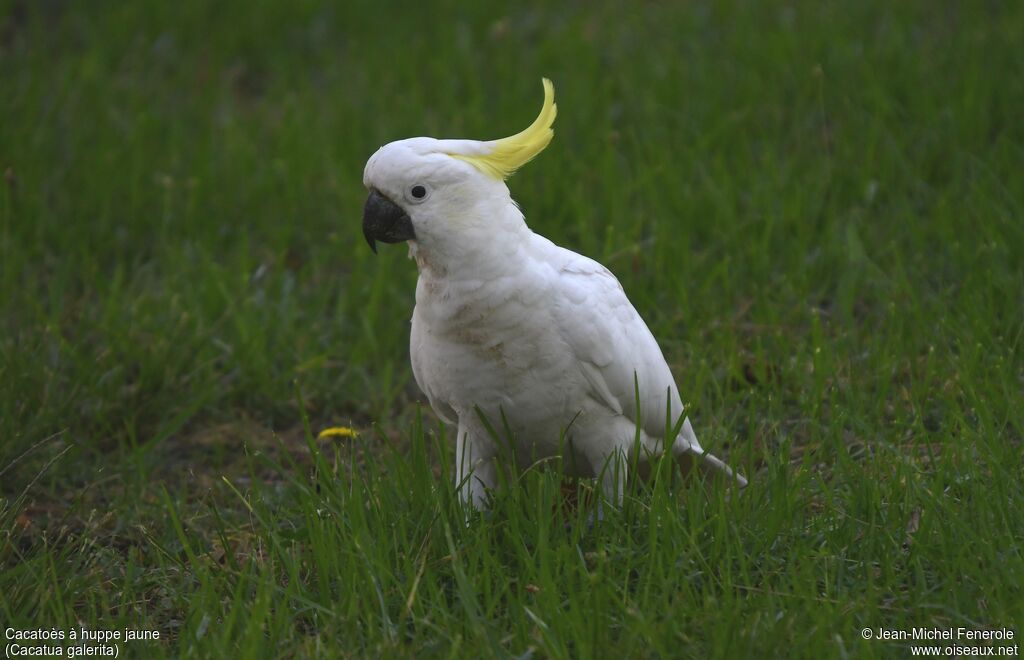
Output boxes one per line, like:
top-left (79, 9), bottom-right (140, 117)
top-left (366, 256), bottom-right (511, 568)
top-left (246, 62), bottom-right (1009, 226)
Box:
top-left (687, 448), bottom-right (748, 488)
top-left (670, 418), bottom-right (748, 488)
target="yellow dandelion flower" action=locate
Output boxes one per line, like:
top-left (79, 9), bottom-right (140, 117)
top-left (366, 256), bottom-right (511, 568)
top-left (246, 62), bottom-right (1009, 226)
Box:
top-left (317, 426), bottom-right (359, 441)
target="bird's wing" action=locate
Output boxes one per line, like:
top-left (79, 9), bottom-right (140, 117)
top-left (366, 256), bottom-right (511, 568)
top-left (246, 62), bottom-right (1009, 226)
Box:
top-left (536, 237), bottom-right (748, 485)
top-left (540, 238), bottom-right (691, 445)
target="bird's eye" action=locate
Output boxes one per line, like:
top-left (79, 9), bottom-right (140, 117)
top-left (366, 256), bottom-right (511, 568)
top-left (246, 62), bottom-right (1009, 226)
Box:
top-left (410, 185), bottom-right (427, 200)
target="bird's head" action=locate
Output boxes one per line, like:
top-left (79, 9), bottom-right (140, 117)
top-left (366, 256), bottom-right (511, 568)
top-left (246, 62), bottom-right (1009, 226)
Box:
top-left (361, 79), bottom-right (557, 258)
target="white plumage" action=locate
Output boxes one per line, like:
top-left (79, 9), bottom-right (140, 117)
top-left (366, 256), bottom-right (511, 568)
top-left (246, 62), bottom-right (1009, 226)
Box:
top-left (361, 80), bottom-right (746, 509)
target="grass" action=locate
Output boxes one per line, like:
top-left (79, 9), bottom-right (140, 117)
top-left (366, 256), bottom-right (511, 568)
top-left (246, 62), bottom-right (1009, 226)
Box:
top-left (1, 0), bottom-right (1022, 657)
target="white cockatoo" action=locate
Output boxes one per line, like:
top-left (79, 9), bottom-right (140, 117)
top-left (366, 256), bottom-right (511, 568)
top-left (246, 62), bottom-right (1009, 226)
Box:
top-left (362, 79), bottom-right (746, 509)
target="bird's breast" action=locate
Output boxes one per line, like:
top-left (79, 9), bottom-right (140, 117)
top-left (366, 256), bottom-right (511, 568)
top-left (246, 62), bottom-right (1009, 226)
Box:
top-left (411, 273), bottom-right (583, 426)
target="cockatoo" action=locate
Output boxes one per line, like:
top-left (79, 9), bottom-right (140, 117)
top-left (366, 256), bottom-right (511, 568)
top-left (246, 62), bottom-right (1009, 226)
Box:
top-left (362, 79), bottom-right (746, 510)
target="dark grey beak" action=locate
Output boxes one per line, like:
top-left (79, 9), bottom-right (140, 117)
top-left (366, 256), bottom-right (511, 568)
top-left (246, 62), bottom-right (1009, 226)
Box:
top-left (362, 190), bottom-right (415, 254)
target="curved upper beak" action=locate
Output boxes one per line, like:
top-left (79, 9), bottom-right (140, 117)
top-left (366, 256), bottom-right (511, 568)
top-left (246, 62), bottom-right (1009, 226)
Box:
top-left (362, 190), bottom-right (415, 254)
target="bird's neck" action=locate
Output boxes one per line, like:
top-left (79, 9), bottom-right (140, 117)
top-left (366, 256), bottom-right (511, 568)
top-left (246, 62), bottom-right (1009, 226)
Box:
top-left (410, 205), bottom-right (532, 283)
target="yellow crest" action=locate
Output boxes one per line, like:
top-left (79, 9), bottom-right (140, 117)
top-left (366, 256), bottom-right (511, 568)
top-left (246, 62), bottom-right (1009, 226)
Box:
top-left (451, 78), bottom-right (557, 180)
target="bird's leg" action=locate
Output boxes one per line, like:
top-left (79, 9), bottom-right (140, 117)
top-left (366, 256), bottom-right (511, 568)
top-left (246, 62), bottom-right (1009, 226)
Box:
top-left (575, 449), bottom-right (628, 528)
top-left (593, 446), bottom-right (629, 506)
top-left (454, 423), bottom-right (498, 511)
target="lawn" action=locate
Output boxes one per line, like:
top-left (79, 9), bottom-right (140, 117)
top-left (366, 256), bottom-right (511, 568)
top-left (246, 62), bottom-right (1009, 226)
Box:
top-left (1, 1), bottom-right (1022, 657)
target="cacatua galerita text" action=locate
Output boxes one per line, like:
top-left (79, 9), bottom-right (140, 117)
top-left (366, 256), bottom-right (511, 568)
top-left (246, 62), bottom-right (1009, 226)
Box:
top-left (362, 79), bottom-right (747, 509)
